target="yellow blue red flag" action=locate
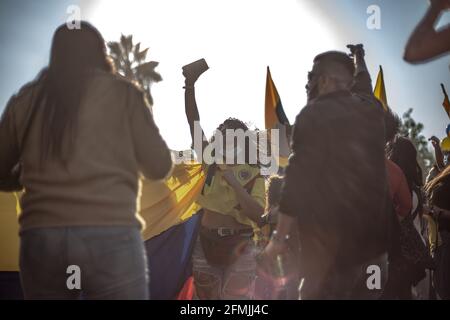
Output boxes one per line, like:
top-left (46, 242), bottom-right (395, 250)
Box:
top-left (265, 67), bottom-right (289, 129)
top-left (265, 67), bottom-right (290, 168)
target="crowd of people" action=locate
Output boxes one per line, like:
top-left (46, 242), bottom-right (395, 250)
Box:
top-left (0, 0), bottom-right (449, 300)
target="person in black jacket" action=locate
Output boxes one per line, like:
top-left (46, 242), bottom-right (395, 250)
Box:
top-left (260, 45), bottom-right (391, 299)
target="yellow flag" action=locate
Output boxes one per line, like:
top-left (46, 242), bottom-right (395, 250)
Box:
top-left (140, 162), bottom-right (205, 241)
top-left (374, 65), bottom-right (388, 111)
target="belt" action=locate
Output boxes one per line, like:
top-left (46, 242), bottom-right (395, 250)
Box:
top-left (202, 226), bottom-right (254, 238)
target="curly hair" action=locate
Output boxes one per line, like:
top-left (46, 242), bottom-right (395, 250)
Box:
top-left (210, 117), bottom-right (261, 166)
top-left (216, 117), bottom-right (249, 133)
top-left (266, 175), bottom-right (284, 209)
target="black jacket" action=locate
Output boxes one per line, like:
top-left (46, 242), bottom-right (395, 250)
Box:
top-left (279, 72), bottom-right (391, 269)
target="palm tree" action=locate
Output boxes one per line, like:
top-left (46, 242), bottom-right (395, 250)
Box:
top-left (107, 35), bottom-right (162, 107)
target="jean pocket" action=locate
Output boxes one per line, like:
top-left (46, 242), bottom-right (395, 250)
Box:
top-left (84, 228), bottom-right (144, 276)
top-left (86, 227), bottom-right (140, 255)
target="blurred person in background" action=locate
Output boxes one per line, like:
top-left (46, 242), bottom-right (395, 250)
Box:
top-left (404, 0), bottom-right (450, 63)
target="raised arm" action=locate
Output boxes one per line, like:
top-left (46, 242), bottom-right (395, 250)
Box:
top-left (430, 136), bottom-right (446, 170)
top-left (184, 86), bottom-right (207, 151)
top-left (347, 44), bottom-right (373, 95)
top-left (183, 63), bottom-right (208, 156)
top-left (404, 0), bottom-right (450, 63)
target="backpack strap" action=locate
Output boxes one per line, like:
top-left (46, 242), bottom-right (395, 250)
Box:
top-left (233, 173), bottom-right (261, 211)
top-left (201, 164), bottom-right (217, 195)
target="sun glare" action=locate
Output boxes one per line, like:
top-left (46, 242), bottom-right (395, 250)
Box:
top-left (83, 0), bottom-right (339, 150)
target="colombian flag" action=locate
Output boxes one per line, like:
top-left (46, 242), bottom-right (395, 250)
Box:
top-left (441, 83), bottom-right (450, 119)
top-left (265, 67), bottom-right (290, 168)
top-left (265, 66), bottom-right (289, 129)
top-left (136, 160), bottom-right (206, 299)
top-left (374, 65), bottom-right (388, 111)
top-left (140, 161), bottom-right (204, 241)
top-left (0, 160), bottom-right (206, 299)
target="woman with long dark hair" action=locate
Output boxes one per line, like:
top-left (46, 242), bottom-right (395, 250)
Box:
top-left (389, 136), bottom-right (424, 215)
top-left (387, 136), bottom-right (431, 299)
top-left (0, 22), bottom-right (172, 299)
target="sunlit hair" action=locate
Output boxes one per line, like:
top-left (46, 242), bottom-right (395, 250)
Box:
top-left (34, 21), bottom-right (114, 164)
top-left (388, 136), bottom-right (423, 192)
top-left (266, 175), bottom-right (284, 210)
top-left (426, 165), bottom-right (450, 197)
top-left (313, 51), bottom-right (355, 79)
top-left (384, 106), bottom-right (401, 144)
top-left (216, 117), bottom-right (249, 133)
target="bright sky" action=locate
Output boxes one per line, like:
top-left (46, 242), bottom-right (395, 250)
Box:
top-left (81, 0), bottom-right (339, 150)
top-left (1, 0), bottom-right (449, 151)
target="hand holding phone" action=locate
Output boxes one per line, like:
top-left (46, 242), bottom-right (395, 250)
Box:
top-left (182, 58), bottom-right (209, 86)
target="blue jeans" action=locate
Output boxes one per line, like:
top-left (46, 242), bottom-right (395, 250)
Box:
top-left (19, 226), bottom-right (149, 300)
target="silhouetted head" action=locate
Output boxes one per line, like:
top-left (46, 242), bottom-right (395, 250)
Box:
top-left (36, 21), bottom-right (114, 163)
top-left (49, 21), bottom-right (113, 77)
top-left (426, 165), bottom-right (450, 203)
top-left (306, 51), bottom-right (354, 102)
top-left (216, 117), bottom-right (249, 133)
top-left (388, 136), bottom-right (423, 191)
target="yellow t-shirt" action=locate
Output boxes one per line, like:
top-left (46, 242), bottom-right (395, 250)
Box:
top-left (196, 164), bottom-right (266, 230)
